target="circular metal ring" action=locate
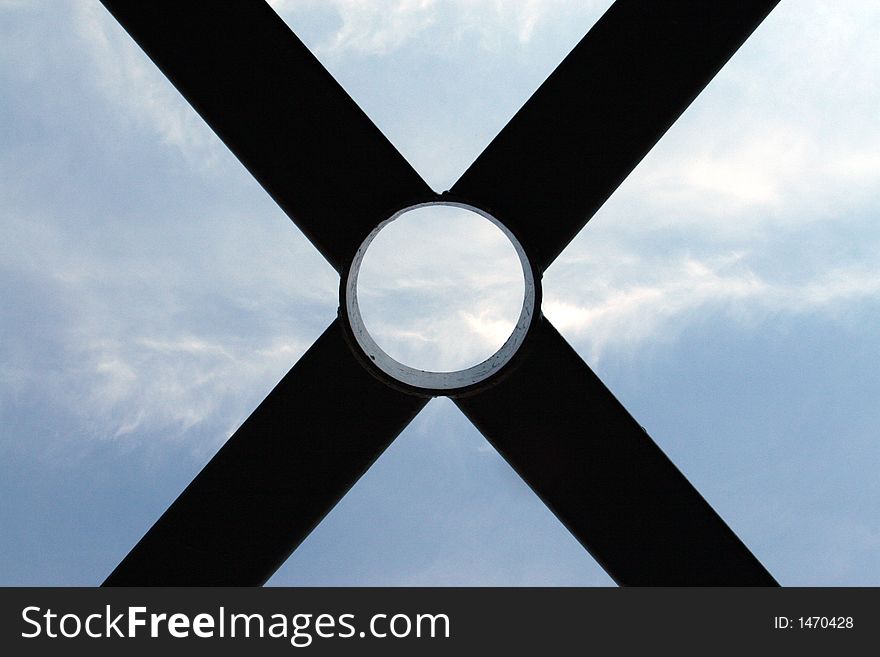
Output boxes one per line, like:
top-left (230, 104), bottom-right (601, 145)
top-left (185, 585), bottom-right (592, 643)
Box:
top-left (342, 200), bottom-right (539, 393)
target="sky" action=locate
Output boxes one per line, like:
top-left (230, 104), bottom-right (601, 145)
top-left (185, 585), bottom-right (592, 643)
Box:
top-left (356, 204), bottom-right (526, 372)
top-left (1, 0), bottom-right (879, 586)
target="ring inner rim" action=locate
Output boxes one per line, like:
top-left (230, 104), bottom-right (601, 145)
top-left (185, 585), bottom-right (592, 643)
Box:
top-left (344, 201), bottom-right (537, 391)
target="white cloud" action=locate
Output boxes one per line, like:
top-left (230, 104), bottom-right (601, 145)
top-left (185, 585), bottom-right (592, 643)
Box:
top-left (282, 0), bottom-right (437, 56)
top-left (606, 0), bottom-right (880, 235)
top-left (355, 205), bottom-right (524, 371)
top-left (270, 0), bottom-right (609, 55)
top-left (545, 250), bottom-right (880, 363)
top-left (531, 1), bottom-right (880, 363)
top-left (72, 2), bottom-right (225, 170)
top-left (0, 0), bottom-right (44, 9)
top-left (642, 126), bottom-right (812, 216)
top-left (0, 198), bottom-right (336, 449)
top-left (77, 333), bottom-right (310, 446)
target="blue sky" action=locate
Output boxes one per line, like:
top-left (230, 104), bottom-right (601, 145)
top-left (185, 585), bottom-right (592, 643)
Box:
top-left (1, 0), bottom-right (879, 585)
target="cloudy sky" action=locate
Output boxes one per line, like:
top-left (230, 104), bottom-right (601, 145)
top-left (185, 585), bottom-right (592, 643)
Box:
top-left (2, 0), bottom-right (879, 585)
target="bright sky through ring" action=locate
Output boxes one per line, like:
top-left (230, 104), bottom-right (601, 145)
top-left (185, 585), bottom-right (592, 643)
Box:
top-left (351, 203), bottom-right (528, 382)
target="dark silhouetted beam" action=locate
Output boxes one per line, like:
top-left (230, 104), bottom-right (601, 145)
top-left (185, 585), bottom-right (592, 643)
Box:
top-left (452, 0), bottom-right (780, 271)
top-left (453, 318), bottom-right (777, 586)
top-left (104, 319), bottom-right (427, 586)
top-left (100, 0), bottom-right (432, 271)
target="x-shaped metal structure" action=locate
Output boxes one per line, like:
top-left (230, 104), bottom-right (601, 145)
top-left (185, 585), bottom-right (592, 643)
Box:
top-left (101, 0), bottom-right (780, 586)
